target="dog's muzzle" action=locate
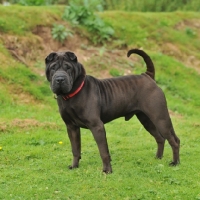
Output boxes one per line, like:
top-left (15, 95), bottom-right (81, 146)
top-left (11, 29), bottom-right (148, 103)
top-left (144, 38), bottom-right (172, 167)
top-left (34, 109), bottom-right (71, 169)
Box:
top-left (51, 71), bottom-right (73, 95)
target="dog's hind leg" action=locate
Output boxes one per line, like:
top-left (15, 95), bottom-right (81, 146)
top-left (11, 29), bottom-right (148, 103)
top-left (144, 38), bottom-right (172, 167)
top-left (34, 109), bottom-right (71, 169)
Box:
top-left (145, 108), bottom-right (180, 165)
top-left (136, 112), bottom-right (165, 159)
top-left (165, 126), bottom-right (180, 165)
top-left (156, 120), bottom-right (180, 165)
top-left (140, 87), bottom-right (180, 165)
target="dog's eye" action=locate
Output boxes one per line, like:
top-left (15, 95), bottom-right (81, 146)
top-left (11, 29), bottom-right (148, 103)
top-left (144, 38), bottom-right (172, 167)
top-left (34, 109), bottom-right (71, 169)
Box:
top-left (63, 64), bottom-right (71, 70)
top-left (67, 65), bottom-right (71, 70)
top-left (50, 65), bottom-right (56, 71)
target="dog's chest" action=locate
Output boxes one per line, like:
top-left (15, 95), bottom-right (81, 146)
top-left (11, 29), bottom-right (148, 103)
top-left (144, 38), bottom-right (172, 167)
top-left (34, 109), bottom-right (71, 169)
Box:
top-left (58, 100), bottom-right (87, 127)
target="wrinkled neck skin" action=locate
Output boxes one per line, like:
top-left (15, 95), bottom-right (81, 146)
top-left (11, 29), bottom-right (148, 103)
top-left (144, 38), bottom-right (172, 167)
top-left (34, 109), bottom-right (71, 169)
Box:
top-left (71, 62), bottom-right (86, 91)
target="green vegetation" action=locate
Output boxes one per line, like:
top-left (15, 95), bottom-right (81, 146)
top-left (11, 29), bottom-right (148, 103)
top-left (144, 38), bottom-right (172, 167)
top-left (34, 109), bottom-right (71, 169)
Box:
top-left (51, 24), bottom-right (73, 43)
top-left (2, 0), bottom-right (200, 12)
top-left (0, 4), bottom-right (200, 200)
top-left (62, 1), bottom-right (114, 44)
top-left (0, 5), bottom-right (63, 35)
top-left (103, 0), bottom-right (200, 12)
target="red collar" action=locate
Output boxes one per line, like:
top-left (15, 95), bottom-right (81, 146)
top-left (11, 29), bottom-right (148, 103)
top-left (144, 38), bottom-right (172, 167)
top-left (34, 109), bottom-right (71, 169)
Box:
top-left (62, 80), bottom-right (85, 100)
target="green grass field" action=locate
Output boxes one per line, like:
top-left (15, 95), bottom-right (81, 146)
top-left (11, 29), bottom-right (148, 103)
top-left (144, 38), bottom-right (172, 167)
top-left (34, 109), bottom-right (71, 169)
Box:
top-left (0, 5), bottom-right (200, 200)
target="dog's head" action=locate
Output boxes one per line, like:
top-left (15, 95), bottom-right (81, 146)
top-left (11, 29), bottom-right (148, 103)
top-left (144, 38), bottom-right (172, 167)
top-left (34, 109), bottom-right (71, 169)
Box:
top-left (45, 51), bottom-right (85, 96)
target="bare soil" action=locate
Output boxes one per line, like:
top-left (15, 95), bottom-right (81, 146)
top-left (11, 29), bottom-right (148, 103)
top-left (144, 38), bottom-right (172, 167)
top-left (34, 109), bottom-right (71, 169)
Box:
top-left (2, 20), bottom-right (200, 78)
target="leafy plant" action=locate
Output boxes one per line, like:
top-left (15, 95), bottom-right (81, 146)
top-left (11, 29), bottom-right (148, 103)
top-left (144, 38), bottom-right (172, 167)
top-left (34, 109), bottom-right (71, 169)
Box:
top-left (51, 24), bottom-right (73, 43)
top-left (185, 27), bottom-right (196, 38)
top-left (85, 15), bottom-right (114, 44)
top-left (62, 2), bottom-right (93, 25)
top-left (62, 1), bottom-right (114, 44)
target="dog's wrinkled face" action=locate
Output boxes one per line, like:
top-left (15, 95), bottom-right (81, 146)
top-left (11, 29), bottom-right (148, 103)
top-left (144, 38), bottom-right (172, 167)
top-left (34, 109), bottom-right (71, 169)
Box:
top-left (45, 51), bottom-right (83, 95)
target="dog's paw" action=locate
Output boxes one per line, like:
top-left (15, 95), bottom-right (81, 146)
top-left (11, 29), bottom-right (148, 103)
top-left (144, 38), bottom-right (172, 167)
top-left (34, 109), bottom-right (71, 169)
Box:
top-left (155, 155), bottom-right (162, 159)
top-left (103, 170), bottom-right (112, 174)
top-left (169, 161), bottom-right (180, 166)
top-left (68, 165), bottom-right (79, 170)
top-left (103, 167), bottom-right (112, 174)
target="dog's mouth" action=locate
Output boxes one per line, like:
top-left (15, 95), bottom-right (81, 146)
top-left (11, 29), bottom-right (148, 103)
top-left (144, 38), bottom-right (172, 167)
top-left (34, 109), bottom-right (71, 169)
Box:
top-left (53, 88), bottom-right (69, 96)
top-left (51, 83), bottom-right (73, 96)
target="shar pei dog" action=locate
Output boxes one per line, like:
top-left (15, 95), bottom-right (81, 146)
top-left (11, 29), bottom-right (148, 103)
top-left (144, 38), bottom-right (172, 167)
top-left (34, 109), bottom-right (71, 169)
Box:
top-left (45, 49), bottom-right (180, 173)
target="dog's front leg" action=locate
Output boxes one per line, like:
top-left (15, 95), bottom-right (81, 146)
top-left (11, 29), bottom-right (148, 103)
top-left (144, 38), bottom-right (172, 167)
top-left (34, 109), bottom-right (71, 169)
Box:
top-left (67, 125), bottom-right (81, 169)
top-left (90, 122), bottom-right (112, 173)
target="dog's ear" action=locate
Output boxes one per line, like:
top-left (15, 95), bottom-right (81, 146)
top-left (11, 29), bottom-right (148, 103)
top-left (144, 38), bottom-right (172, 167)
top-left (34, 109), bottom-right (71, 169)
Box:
top-left (65, 52), bottom-right (77, 62)
top-left (45, 52), bottom-right (56, 82)
top-left (45, 52), bottom-right (57, 64)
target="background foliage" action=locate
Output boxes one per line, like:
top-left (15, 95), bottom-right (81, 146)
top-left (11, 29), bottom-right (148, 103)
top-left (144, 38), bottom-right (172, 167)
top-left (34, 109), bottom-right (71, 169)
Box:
top-left (103, 0), bottom-right (200, 12)
top-left (1, 0), bottom-right (200, 11)
top-left (62, 1), bottom-right (114, 44)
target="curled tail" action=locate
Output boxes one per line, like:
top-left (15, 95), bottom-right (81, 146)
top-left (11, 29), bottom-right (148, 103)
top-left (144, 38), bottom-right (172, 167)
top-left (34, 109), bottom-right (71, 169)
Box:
top-left (127, 49), bottom-right (155, 80)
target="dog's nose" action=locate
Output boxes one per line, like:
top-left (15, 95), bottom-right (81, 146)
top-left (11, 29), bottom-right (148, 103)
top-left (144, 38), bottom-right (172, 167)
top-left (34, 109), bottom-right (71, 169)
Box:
top-left (56, 77), bottom-right (65, 84)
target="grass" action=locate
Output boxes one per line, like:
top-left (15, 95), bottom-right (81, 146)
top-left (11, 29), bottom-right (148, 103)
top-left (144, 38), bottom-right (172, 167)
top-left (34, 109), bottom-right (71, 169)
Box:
top-left (0, 5), bottom-right (200, 200)
top-left (101, 12), bottom-right (200, 53)
top-left (0, 5), bottom-right (63, 35)
top-left (103, 0), bottom-right (200, 12)
top-left (1, 117), bottom-right (200, 199)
